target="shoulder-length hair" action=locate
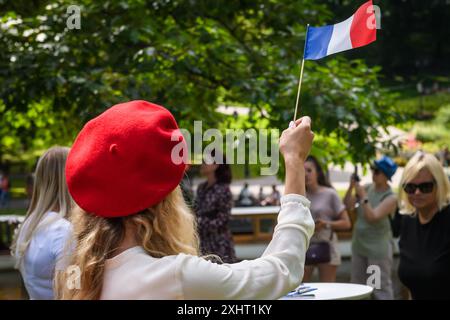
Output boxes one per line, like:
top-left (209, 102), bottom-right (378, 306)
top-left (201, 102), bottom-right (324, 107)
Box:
top-left (399, 152), bottom-right (450, 215)
top-left (306, 155), bottom-right (332, 188)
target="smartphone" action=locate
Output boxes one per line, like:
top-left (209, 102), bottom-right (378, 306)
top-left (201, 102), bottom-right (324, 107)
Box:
top-left (353, 165), bottom-right (360, 182)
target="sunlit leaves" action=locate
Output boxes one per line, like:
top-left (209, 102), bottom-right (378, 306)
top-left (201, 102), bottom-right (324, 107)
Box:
top-left (1, 0), bottom-right (400, 166)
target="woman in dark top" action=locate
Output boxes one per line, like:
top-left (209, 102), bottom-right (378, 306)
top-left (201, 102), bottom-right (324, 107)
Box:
top-left (195, 151), bottom-right (237, 263)
top-left (392, 152), bottom-right (450, 299)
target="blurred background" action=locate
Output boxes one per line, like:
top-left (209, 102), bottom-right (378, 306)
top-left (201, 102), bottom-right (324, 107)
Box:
top-left (0, 0), bottom-right (449, 299)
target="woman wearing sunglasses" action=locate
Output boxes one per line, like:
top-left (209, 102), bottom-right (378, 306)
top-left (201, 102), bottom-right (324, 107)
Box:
top-left (391, 152), bottom-right (450, 300)
top-left (344, 155), bottom-right (398, 300)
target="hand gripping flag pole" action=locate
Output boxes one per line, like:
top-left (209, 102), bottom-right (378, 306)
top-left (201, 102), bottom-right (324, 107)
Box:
top-left (292, 24), bottom-right (310, 125)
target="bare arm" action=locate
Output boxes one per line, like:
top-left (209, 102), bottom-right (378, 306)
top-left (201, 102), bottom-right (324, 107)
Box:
top-left (316, 209), bottom-right (352, 232)
top-left (330, 210), bottom-right (352, 231)
top-left (343, 176), bottom-right (357, 210)
top-left (360, 196), bottom-right (397, 223)
top-left (355, 183), bottom-right (398, 223)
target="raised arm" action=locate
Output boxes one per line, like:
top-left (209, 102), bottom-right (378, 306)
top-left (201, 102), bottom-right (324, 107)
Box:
top-left (355, 183), bottom-right (398, 223)
top-left (281, 118), bottom-right (313, 196)
top-left (179, 117), bottom-right (316, 299)
top-left (343, 175), bottom-right (357, 210)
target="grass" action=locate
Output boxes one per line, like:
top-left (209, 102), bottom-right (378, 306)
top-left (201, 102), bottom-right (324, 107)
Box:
top-left (395, 92), bottom-right (450, 127)
top-left (10, 188), bottom-right (27, 199)
top-left (393, 90), bottom-right (450, 154)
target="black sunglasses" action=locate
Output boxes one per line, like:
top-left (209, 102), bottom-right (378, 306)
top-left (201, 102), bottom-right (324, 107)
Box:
top-left (403, 181), bottom-right (435, 194)
top-left (370, 166), bottom-right (381, 175)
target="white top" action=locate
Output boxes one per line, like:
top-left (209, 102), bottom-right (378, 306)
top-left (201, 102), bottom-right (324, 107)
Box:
top-left (14, 211), bottom-right (72, 300)
top-left (281, 282), bottom-right (374, 300)
top-left (101, 194), bottom-right (314, 299)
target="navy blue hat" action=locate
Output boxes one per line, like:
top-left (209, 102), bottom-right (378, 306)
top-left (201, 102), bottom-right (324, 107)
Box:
top-left (374, 156), bottom-right (398, 180)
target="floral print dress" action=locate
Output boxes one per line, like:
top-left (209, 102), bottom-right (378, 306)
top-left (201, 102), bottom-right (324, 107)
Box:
top-left (194, 182), bottom-right (237, 263)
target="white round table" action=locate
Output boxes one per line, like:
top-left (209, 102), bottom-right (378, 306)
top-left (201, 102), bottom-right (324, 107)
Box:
top-left (280, 282), bottom-right (374, 300)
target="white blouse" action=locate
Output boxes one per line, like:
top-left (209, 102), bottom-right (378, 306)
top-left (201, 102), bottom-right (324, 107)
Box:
top-left (14, 211), bottom-right (72, 300)
top-left (100, 194), bottom-right (314, 299)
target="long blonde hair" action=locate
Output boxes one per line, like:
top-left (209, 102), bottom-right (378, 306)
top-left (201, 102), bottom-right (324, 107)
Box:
top-left (11, 146), bottom-right (73, 268)
top-left (399, 152), bottom-right (450, 214)
top-left (56, 186), bottom-right (199, 300)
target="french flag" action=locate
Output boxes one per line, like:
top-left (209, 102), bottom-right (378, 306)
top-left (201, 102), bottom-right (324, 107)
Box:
top-left (304, 0), bottom-right (377, 60)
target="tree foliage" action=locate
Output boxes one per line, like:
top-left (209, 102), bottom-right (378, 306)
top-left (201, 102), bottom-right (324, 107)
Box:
top-left (1, 0), bottom-right (402, 166)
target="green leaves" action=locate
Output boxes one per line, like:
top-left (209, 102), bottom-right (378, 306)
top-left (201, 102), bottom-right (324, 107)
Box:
top-left (0, 0), bottom-right (400, 166)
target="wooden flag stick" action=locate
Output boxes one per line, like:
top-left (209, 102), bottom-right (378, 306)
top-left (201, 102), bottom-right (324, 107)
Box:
top-left (293, 24), bottom-right (310, 123)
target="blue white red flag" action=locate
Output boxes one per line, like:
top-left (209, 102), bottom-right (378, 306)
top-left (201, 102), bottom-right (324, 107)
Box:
top-left (304, 0), bottom-right (377, 60)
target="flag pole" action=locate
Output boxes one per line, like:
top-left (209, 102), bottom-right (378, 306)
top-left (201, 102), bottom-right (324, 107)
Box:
top-left (293, 24), bottom-right (310, 123)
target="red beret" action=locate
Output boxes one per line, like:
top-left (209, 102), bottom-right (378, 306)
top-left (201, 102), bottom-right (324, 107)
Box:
top-left (66, 100), bottom-right (187, 218)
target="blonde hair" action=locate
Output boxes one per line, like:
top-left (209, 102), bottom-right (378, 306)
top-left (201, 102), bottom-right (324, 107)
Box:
top-left (399, 152), bottom-right (450, 214)
top-left (11, 146), bottom-right (73, 269)
top-left (56, 186), bottom-right (199, 300)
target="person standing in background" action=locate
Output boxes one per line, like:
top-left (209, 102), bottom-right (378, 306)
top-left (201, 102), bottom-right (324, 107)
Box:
top-left (303, 156), bottom-right (351, 282)
top-left (11, 146), bottom-right (73, 299)
top-left (344, 155), bottom-right (398, 300)
top-left (195, 151), bottom-right (237, 263)
top-left (261, 185), bottom-right (281, 206)
top-left (238, 183), bottom-right (255, 207)
top-left (391, 152), bottom-right (450, 299)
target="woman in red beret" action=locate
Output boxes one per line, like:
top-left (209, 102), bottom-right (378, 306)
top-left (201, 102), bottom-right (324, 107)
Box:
top-left (57, 100), bottom-right (315, 299)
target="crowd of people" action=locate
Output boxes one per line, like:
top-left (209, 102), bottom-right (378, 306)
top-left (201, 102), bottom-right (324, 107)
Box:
top-left (10, 100), bottom-right (314, 300)
top-left (304, 152), bottom-right (450, 300)
top-left (237, 183), bottom-right (281, 207)
top-left (5, 99), bottom-right (450, 300)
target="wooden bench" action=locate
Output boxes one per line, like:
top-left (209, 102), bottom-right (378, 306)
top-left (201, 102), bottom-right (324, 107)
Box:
top-left (231, 206), bottom-right (279, 243)
top-left (231, 207), bottom-right (356, 243)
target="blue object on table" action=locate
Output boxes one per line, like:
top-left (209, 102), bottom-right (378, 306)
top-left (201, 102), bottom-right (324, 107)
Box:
top-left (287, 286), bottom-right (318, 297)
